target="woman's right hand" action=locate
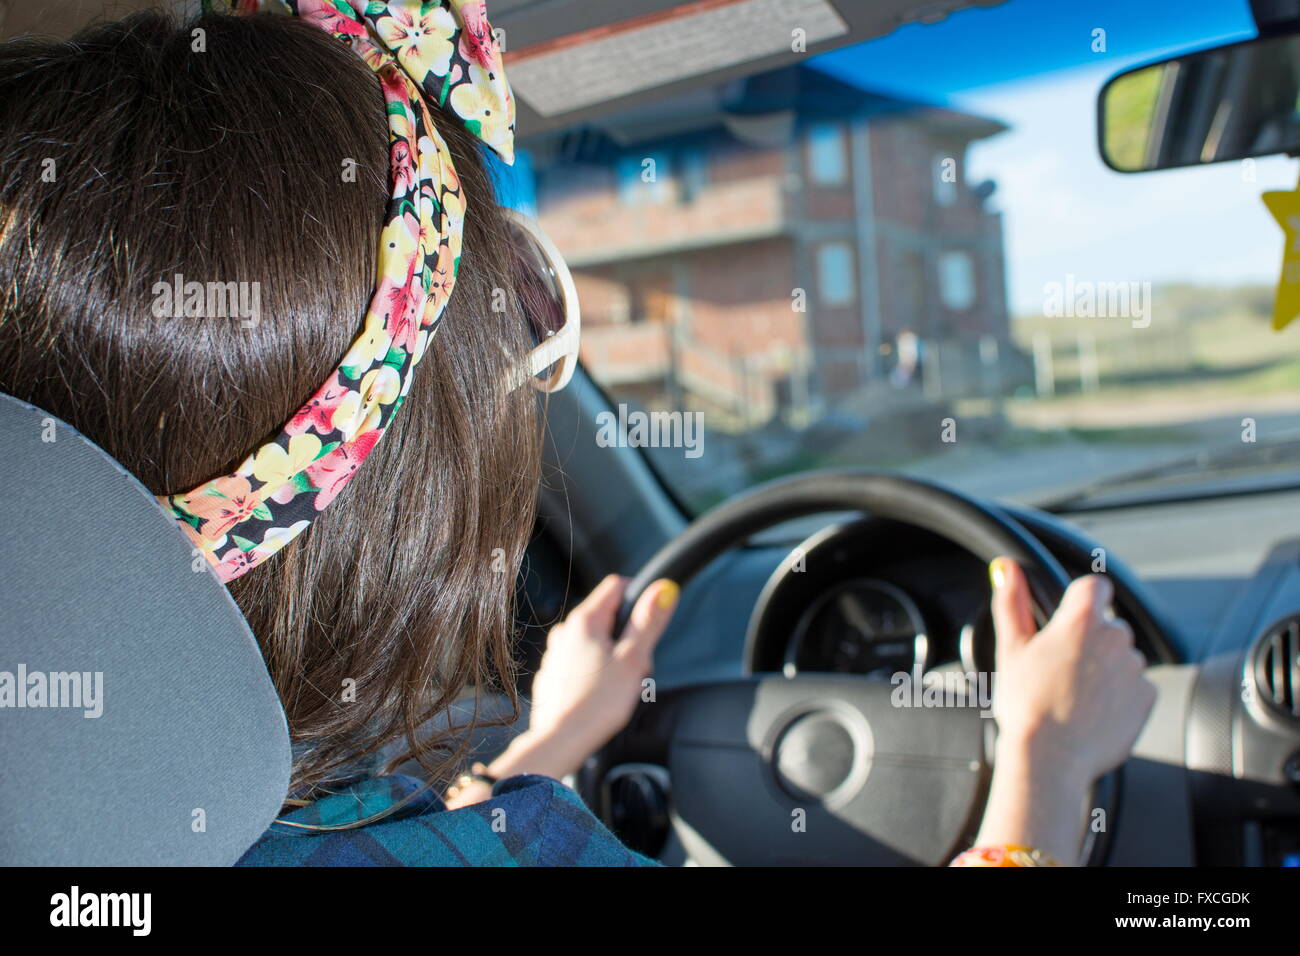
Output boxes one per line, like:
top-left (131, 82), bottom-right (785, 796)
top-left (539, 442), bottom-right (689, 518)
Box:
top-left (989, 557), bottom-right (1156, 785)
top-left (970, 556), bottom-right (1156, 864)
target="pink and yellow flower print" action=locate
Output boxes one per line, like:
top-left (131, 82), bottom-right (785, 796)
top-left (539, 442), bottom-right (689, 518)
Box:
top-left (166, 0), bottom-right (515, 582)
top-left (375, 1), bottom-right (457, 79)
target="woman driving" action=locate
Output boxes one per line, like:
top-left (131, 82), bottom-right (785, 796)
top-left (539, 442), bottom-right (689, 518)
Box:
top-left (0, 0), bottom-right (1154, 866)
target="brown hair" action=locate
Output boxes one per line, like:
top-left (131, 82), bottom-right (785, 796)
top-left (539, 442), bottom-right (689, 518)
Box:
top-left (0, 9), bottom-right (542, 795)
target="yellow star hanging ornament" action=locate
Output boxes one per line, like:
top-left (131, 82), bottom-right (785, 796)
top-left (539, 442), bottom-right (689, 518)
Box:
top-left (1263, 176), bottom-right (1300, 331)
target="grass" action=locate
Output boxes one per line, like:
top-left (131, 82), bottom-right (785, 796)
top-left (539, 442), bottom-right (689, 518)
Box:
top-left (1103, 65), bottom-right (1161, 171)
top-left (1012, 290), bottom-right (1300, 413)
top-left (998, 423), bottom-right (1198, 447)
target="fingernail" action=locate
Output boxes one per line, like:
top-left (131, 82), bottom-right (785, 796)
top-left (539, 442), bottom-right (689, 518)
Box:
top-left (988, 558), bottom-right (1008, 590)
top-left (655, 580), bottom-right (680, 611)
top-left (1094, 574), bottom-right (1113, 610)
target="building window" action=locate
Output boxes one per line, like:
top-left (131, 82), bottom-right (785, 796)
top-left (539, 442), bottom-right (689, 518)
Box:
top-left (817, 242), bottom-right (856, 307)
top-left (808, 123), bottom-right (847, 186)
top-left (932, 154), bottom-right (958, 207)
top-left (938, 250), bottom-right (976, 311)
top-left (680, 148), bottom-right (709, 201)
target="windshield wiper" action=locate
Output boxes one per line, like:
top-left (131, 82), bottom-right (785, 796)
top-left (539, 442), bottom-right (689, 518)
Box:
top-left (1040, 433), bottom-right (1300, 511)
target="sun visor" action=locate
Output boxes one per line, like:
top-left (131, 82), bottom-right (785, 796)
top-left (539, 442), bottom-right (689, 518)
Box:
top-left (499, 0), bottom-right (1008, 135)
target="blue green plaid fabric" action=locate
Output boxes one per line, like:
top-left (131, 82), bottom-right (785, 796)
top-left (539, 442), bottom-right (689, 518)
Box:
top-left (235, 774), bottom-right (659, 867)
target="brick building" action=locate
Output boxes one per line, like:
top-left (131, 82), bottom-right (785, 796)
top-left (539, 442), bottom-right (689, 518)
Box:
top-left (529, 66), bottom-right (1010, 428)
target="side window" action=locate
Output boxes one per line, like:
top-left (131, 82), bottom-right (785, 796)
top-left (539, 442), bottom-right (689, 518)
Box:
top-left (808, 123), bottom-right (847, 186)
top-left (816, 241), bottom-right (856, 306)
top-left (938, 250), bottom-right (976, 311)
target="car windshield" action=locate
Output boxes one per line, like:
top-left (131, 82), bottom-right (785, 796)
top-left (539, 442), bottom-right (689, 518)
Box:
top-left (518, 0), bottom-right (1300, 512)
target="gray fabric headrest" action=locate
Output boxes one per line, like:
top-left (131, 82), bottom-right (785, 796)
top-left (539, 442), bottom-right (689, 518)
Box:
top-left (0, 392), bottom-right (291, 865)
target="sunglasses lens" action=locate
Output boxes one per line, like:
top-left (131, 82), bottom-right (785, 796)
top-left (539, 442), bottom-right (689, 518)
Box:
top-left (507, 218), bottom-right (573, 388)
top-left (509, 221), bottom-right (566, 346)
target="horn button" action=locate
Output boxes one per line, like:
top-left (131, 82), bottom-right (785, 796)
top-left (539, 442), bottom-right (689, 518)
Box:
top-left (773, 709), bottom-right (869, 803)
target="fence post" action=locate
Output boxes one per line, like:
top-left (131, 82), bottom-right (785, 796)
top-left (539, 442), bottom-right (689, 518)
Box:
top-left (1033, 331), bottom-right (1055, 398)
top-left (1078, 330), bottom-right (1100, 393)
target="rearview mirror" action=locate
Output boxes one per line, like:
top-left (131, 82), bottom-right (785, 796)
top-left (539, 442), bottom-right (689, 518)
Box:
top-left (1099, 32), bottom-right (1300, 173)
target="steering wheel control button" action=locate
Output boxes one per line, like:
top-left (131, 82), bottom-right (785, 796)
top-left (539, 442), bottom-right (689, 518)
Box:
top-left (773, 712), bottom-right (860, 801)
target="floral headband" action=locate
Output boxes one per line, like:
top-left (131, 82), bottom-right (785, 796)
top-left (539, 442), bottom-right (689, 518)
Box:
top-left (165, 0), bottom-right (514, 583)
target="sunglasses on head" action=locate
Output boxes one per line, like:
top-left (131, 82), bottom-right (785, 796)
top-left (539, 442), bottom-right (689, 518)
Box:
top-left (502, 209), bottom-right (581, 394)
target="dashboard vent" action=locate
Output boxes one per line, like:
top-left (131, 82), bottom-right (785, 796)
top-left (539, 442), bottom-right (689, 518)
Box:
top-left (1253, 616), bottom-right (1300, 721)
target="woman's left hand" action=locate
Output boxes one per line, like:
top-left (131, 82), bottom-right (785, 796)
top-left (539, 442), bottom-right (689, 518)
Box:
top-left (523, 574), bottom-right (679, 774)
top-left (448, 573), bottom-right (679, 804)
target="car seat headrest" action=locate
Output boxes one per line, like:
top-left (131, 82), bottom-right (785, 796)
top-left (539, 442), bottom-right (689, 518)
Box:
top-left (0, 392), bottom-right (291, 865)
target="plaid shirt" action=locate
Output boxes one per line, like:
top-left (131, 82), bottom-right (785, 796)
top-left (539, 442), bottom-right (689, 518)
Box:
top-left (236, 774), bottom-right (659, 867)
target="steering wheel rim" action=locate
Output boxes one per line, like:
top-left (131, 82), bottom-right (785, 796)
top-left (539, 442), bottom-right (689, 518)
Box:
top-left (615, 470), bottom-right (1071, 634)
top-left (604, 469), bottom-right (1120, 866)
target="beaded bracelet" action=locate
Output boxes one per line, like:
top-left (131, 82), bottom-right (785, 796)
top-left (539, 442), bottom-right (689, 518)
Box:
top-left (444, 763), bottom-right (498, 802)
top-left (950, 844), bottom-right (1065, 867)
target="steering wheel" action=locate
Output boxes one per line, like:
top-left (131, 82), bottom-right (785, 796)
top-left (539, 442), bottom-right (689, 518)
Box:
top-left (604, 470), bottom-right (1120, 866)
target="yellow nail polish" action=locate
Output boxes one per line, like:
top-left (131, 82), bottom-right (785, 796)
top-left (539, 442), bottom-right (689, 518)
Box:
top-left (988, 558), bottom-right (1007, 590)
top-left (656, 580), bottom-right (680, 610)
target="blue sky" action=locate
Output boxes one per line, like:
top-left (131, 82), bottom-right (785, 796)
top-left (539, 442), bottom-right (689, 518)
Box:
top-left (814, 0), bottom-right (1259, 101)
top-left (815, 0), bottom-right (1295, 314)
